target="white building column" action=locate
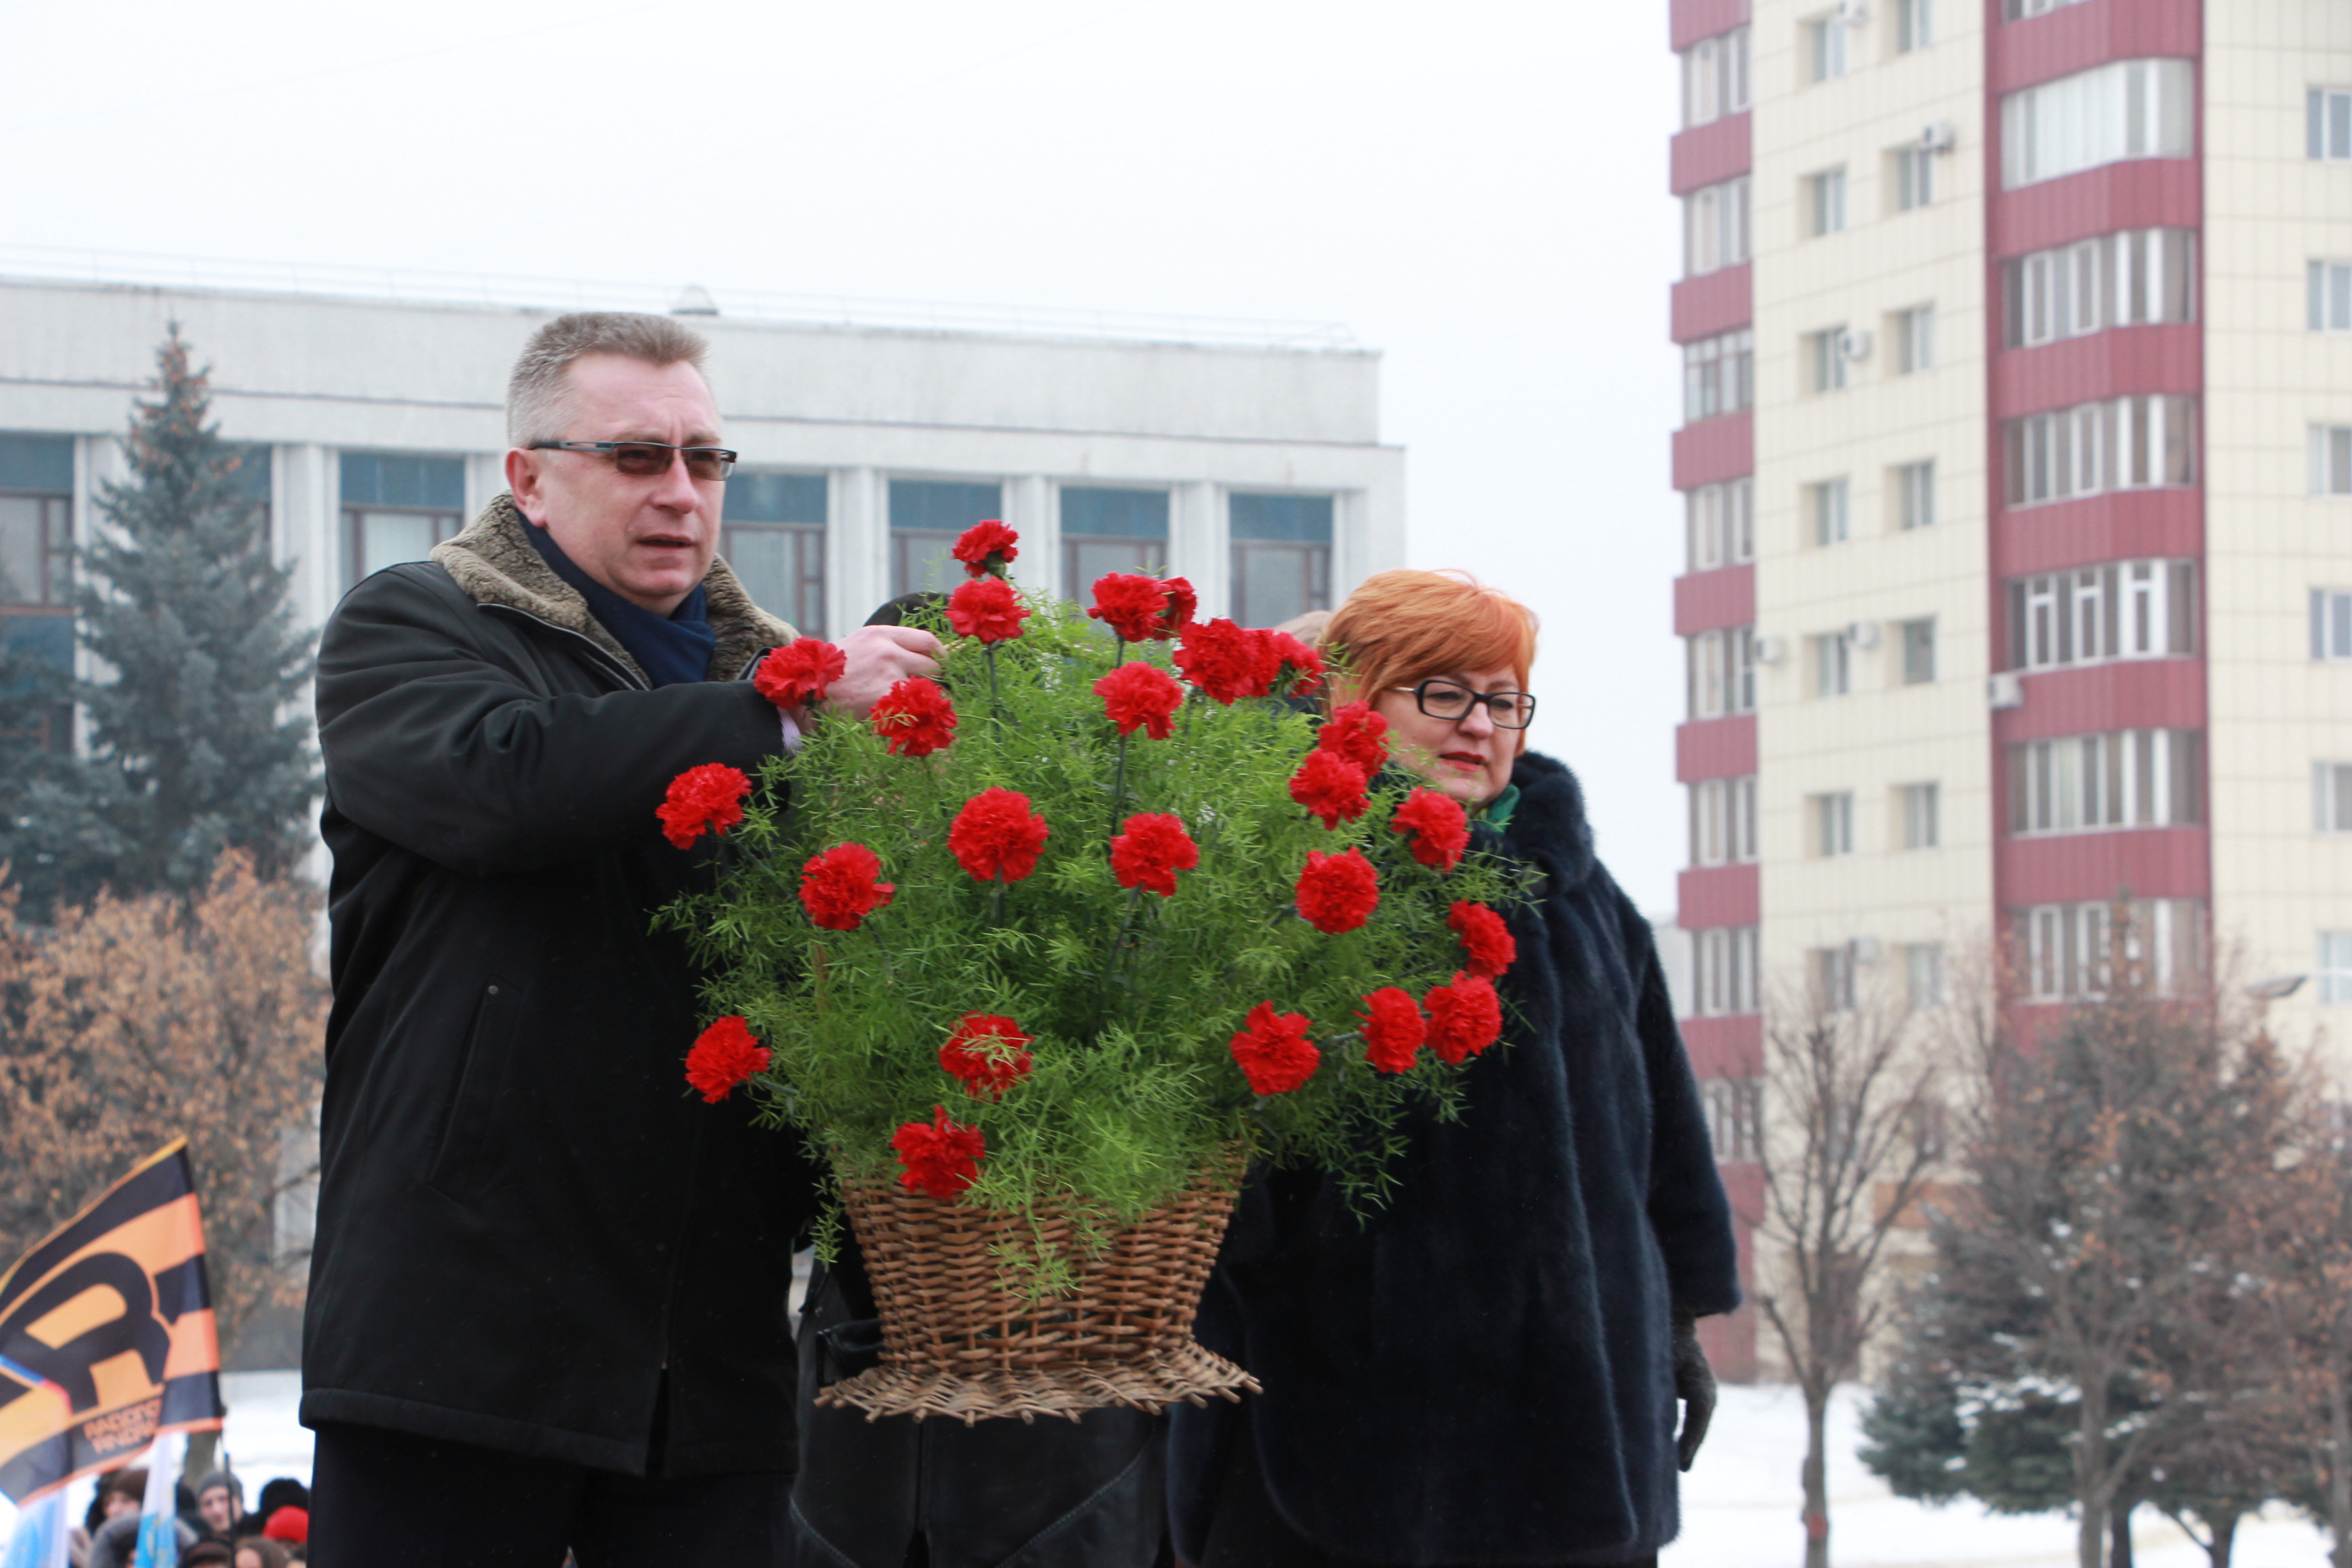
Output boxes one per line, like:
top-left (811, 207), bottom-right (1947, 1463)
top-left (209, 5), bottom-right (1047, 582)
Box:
top-left (279, 444), bottom-right (337, 634)
top-left (830, 467), bottom-right (885, 635)
top-left (1171, 480), bottom-right (1228, 620)
top-left (464, 452), bottom-right (508, 524)
top-left (1004, 474), bottom-right (1055, 598)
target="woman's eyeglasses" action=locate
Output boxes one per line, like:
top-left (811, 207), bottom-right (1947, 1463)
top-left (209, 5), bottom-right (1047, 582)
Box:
top-left (529, 440), bottom-right (738, 481)
top-left (1392, 681), bottom-right (1537, 730)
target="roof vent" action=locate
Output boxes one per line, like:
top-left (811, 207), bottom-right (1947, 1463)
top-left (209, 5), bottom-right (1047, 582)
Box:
top-left (670, 284), bottom-right (719, 317)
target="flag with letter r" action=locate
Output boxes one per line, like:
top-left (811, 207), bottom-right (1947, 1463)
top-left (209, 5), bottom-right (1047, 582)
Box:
top-left (0, 1141), bottom-right (225, 1503)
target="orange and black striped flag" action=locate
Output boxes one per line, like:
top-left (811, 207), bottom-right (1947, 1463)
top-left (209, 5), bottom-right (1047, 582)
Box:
top-left (0, 1141), bottom-right (225, 1502)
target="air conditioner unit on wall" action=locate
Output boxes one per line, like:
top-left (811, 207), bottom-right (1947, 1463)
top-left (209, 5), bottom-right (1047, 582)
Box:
top-left (1987, 672), bottom-right (2025, 709)
top-left (1848, 619), bottom-right (1882, 649)
top-left (1850, 936), bottom-right (1884, 965)
top-left (1921, 122), bottom-right (1957, 154)
top-left (1836, 0), bottom-right (1869, 24)
top-left (1754, 634), bottom-right (1788, 665)
top-left (1838, 327), bottom-right (1875, 363)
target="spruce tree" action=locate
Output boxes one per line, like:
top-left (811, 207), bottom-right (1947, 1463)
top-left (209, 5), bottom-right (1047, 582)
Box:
top-left (56, 327), bottom-right (318, 898)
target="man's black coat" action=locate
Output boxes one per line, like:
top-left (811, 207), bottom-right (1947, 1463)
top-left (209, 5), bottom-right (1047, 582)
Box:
top-left (301, 497), bottom-right (823, 1477)
top-left (1169, 751), bottom-right (1742, 1565)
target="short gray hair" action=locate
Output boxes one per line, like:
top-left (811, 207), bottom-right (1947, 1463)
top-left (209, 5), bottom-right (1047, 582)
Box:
top-left (506, 312), bottom-right (712, 447)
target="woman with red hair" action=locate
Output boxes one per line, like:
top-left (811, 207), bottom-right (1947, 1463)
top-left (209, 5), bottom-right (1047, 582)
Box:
top-left (1170, 570), bottom-right (1741, 1568)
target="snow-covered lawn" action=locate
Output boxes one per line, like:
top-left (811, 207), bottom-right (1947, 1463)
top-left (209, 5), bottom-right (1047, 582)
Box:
top-left (5, 1375), bottom-right (2338, 1565)
top-left (1667, 1382), bottom-right (2332, 1568)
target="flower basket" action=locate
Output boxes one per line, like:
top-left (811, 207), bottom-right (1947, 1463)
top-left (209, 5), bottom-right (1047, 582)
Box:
top-left (660, 523), bottom-right (1526, 1420)
top-left (818, 1162), bottom-right (1256, 1423)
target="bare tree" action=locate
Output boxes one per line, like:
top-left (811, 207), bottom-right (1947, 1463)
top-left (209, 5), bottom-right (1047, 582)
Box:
top-left (2266, 1111), bottom-right (2352, 1567)
top-left (1751, 977), bottom-right (1942, 1568)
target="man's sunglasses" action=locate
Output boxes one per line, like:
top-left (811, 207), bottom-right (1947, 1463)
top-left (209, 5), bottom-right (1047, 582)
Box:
top-left (529, 440), bottom-right (738, 481)
top-left (1392, 680), bottom-right (1538, 730)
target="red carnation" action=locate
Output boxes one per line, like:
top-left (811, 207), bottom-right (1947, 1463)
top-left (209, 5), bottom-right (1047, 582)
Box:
top-left (800, 842), bottom-right (896, 930)
top-left (939, 1013), bottom-right (1033, 1100)
top-left (950, 520), bottom-right (1019, 578)
top-left (870, 676), bottom-right (959, 757)
top-left (1172, 618), bottom-right (1271, 704)
top-left (949, 787), bottom-right (1049, 883)
top-left (1110, 813), bottom-right (1200, 897)
top-left (892, 1105), bottom-right (987, 1199)
top-left (1258, 630), bottom-right (1326, 697)
top-left (656, 762), bottom-right (751, 849)
top-left (1228, 1001), bottom-right (1320, 1095)
top-left (1357, 987), bottom-right (1426, 1075)
top-left (1390, 787), bottom-right (1471, 872)
top-left (946, 575), bottom-right (1030, 643)
top-left (753, 638), bottom-right (846, 709)
top-left (1426, 971), bottom-right (1504, 1064)
top-left (1160, 577), bottom-right (1198, 637)
top-left (1448, 900), bottom-right (1518, 979)
top-left (1294, 847), bottom-right (1379, 934)
top-left (1088, 573), bottom-right (1170, 644)
top-left (685, 1015), bottom-right (770, 1103)
top-left (1288, 748), bottom-right (1370, 830)
top-left (1316, 701), bottom-right (1390, 778)
top-left (1094, 662), bottom-right (1184, 740)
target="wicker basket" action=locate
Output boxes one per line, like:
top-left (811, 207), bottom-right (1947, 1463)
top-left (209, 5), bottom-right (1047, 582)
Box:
top-left (815, 1166), bottom-right (1260, 1424)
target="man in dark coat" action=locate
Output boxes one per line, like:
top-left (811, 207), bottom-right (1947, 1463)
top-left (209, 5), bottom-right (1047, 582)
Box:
top-left (303, 312), bottom-right (938, 1566)
top-left (1170, 743), bottom-right (1740, 1565)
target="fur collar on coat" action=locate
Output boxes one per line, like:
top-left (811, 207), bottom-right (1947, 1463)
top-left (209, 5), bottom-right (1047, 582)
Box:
top-left (431, 494), bottom-right (795, 687)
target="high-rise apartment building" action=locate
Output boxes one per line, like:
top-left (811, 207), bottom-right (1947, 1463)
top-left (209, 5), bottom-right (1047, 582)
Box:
top-left (1668, 0), bottom-right (2352, 1377)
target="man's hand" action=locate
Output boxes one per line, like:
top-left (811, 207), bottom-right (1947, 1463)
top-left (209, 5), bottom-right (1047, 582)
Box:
top-left (820, 625), bottom-right (943, 719)
top-left (1673, 1311), bottom-right (1717, 1471)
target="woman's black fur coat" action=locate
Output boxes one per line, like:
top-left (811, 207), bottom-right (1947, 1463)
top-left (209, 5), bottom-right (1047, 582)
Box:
top-left (1169, 751), bottom-right (1742, 1566)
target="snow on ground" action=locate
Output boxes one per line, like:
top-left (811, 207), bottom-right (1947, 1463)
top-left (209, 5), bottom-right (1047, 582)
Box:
top-left (1667, 1382), bottom-right (2332, 1568)
top-left (3, 1373), bottom-right (2338, 1565)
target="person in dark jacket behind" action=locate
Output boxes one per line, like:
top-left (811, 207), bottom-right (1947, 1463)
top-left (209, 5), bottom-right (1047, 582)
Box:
top-left (1169, 569), bottom-right (1742, 1568)
top-left (303, 311), bottom-right (941, 1567)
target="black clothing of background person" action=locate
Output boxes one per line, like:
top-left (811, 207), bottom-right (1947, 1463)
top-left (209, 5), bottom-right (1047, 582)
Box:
top-left (303, 496), bottom-right (824, 1480)
top-left (1169, 751), bottom-right (1741, 1567)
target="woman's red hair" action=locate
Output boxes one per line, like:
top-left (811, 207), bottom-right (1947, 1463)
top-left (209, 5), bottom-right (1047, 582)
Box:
top-left (1320, 570), bottom-right (1538, 713)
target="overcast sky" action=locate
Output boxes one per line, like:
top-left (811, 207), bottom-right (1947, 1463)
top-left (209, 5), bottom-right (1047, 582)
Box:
top-left (3, 0), bottom-right (1689, 907)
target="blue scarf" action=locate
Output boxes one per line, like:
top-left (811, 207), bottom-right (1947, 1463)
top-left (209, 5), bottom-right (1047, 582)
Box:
top-left (526, 523), bottom-right (715, 688)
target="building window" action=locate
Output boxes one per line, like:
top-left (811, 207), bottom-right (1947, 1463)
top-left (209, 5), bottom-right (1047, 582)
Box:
top-left (723, 471), bottom-right (827, 635)
top-left (1684, 178), bottom-right (1752, 278)
top-left (341, 451), bottom-right (464, 586)
top-left (889, 478), bottom-right (1003, 600)
top-left (1813, 630), bottom-right (1854, 697)
top-left (2019, 898), bottom-right (2203, 1000)
top-left (1702, 1076), bottom-right (1763, 1162)
top-left (2316, 763), bottom-right (2352, 833)
top-left (1807, 169), bottom-right (1848, 237)
top-left (1806, 478), bottom-right (1850, 546)
top-left (1812, 791), bottom-right (1855, 858)
top-left (1807, 16), bottom-right (1850, 83)
top-left (2008, 729), bottom-right (2202, 835)
top-left (2004, 395), bottom-right (2198, 506)
top-left (1893, 305), bottom-right (1936, 373)
top-left (1806, 329), bottom-right (1844, 392)
top-left (2310, 261), bottom-right (2352, 331)
top-left (1904, 943), bottom-right (1946, 1007)
top-left (2310, 89), bottom-right (2352, 161)
top-left (1682, 329), bottom-right (1754, 423)
top-left (2005, 0), bottom-right (2089, 16)
top-left (1896, 0), bottom-right (1933, 51)
top-left (1, 433), bottom-right (78, 755)
top-left (1898, 782), bottom-right (1940, 849)
top-left (2009, 560), bottom-right (2197, 671)
top-left (1690, 774), bottom-right (1759, 867)
top-left (1893, 146), bottom-right (1936, 210)
top-left (2315, 428), bottom-right (2352, 496)
top-left (1230, 493), bottom-right (1333, 628)
top-left (1899, 617), bottom-right (1936, 683)
top-left (1896, 461), bottom-right (1937, 530)
top-left (2005, 230), bottom-right (2197, 348)
top-left (1060, 486), bottom-right (1170, 595)
top-left (2315, 589), bottom-right (2352, 661)
top-left (2319, 932), bottom-right (2352, 1004)
top-left (1682, 27), bottom-right (1751, 127)
top-left (1810, 945), bottom-right (1857, 1011)
top-left (1686, 479), bottom-right (1756, 571)
top-left (1688, 627), bottom-right (1757, 719)
top-left (2002, 60), bottom-right (2194, 190)
top-left (1695, 926), bottom-right (1761, 1015)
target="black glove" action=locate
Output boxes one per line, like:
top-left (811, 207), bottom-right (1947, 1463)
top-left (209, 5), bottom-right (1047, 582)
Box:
top-left (1671, 1311), bottom-right (1716, 1472)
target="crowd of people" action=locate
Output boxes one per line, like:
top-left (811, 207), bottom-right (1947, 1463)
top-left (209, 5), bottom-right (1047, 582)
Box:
top-left (71, 1466), bottom-right (309, 1568)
